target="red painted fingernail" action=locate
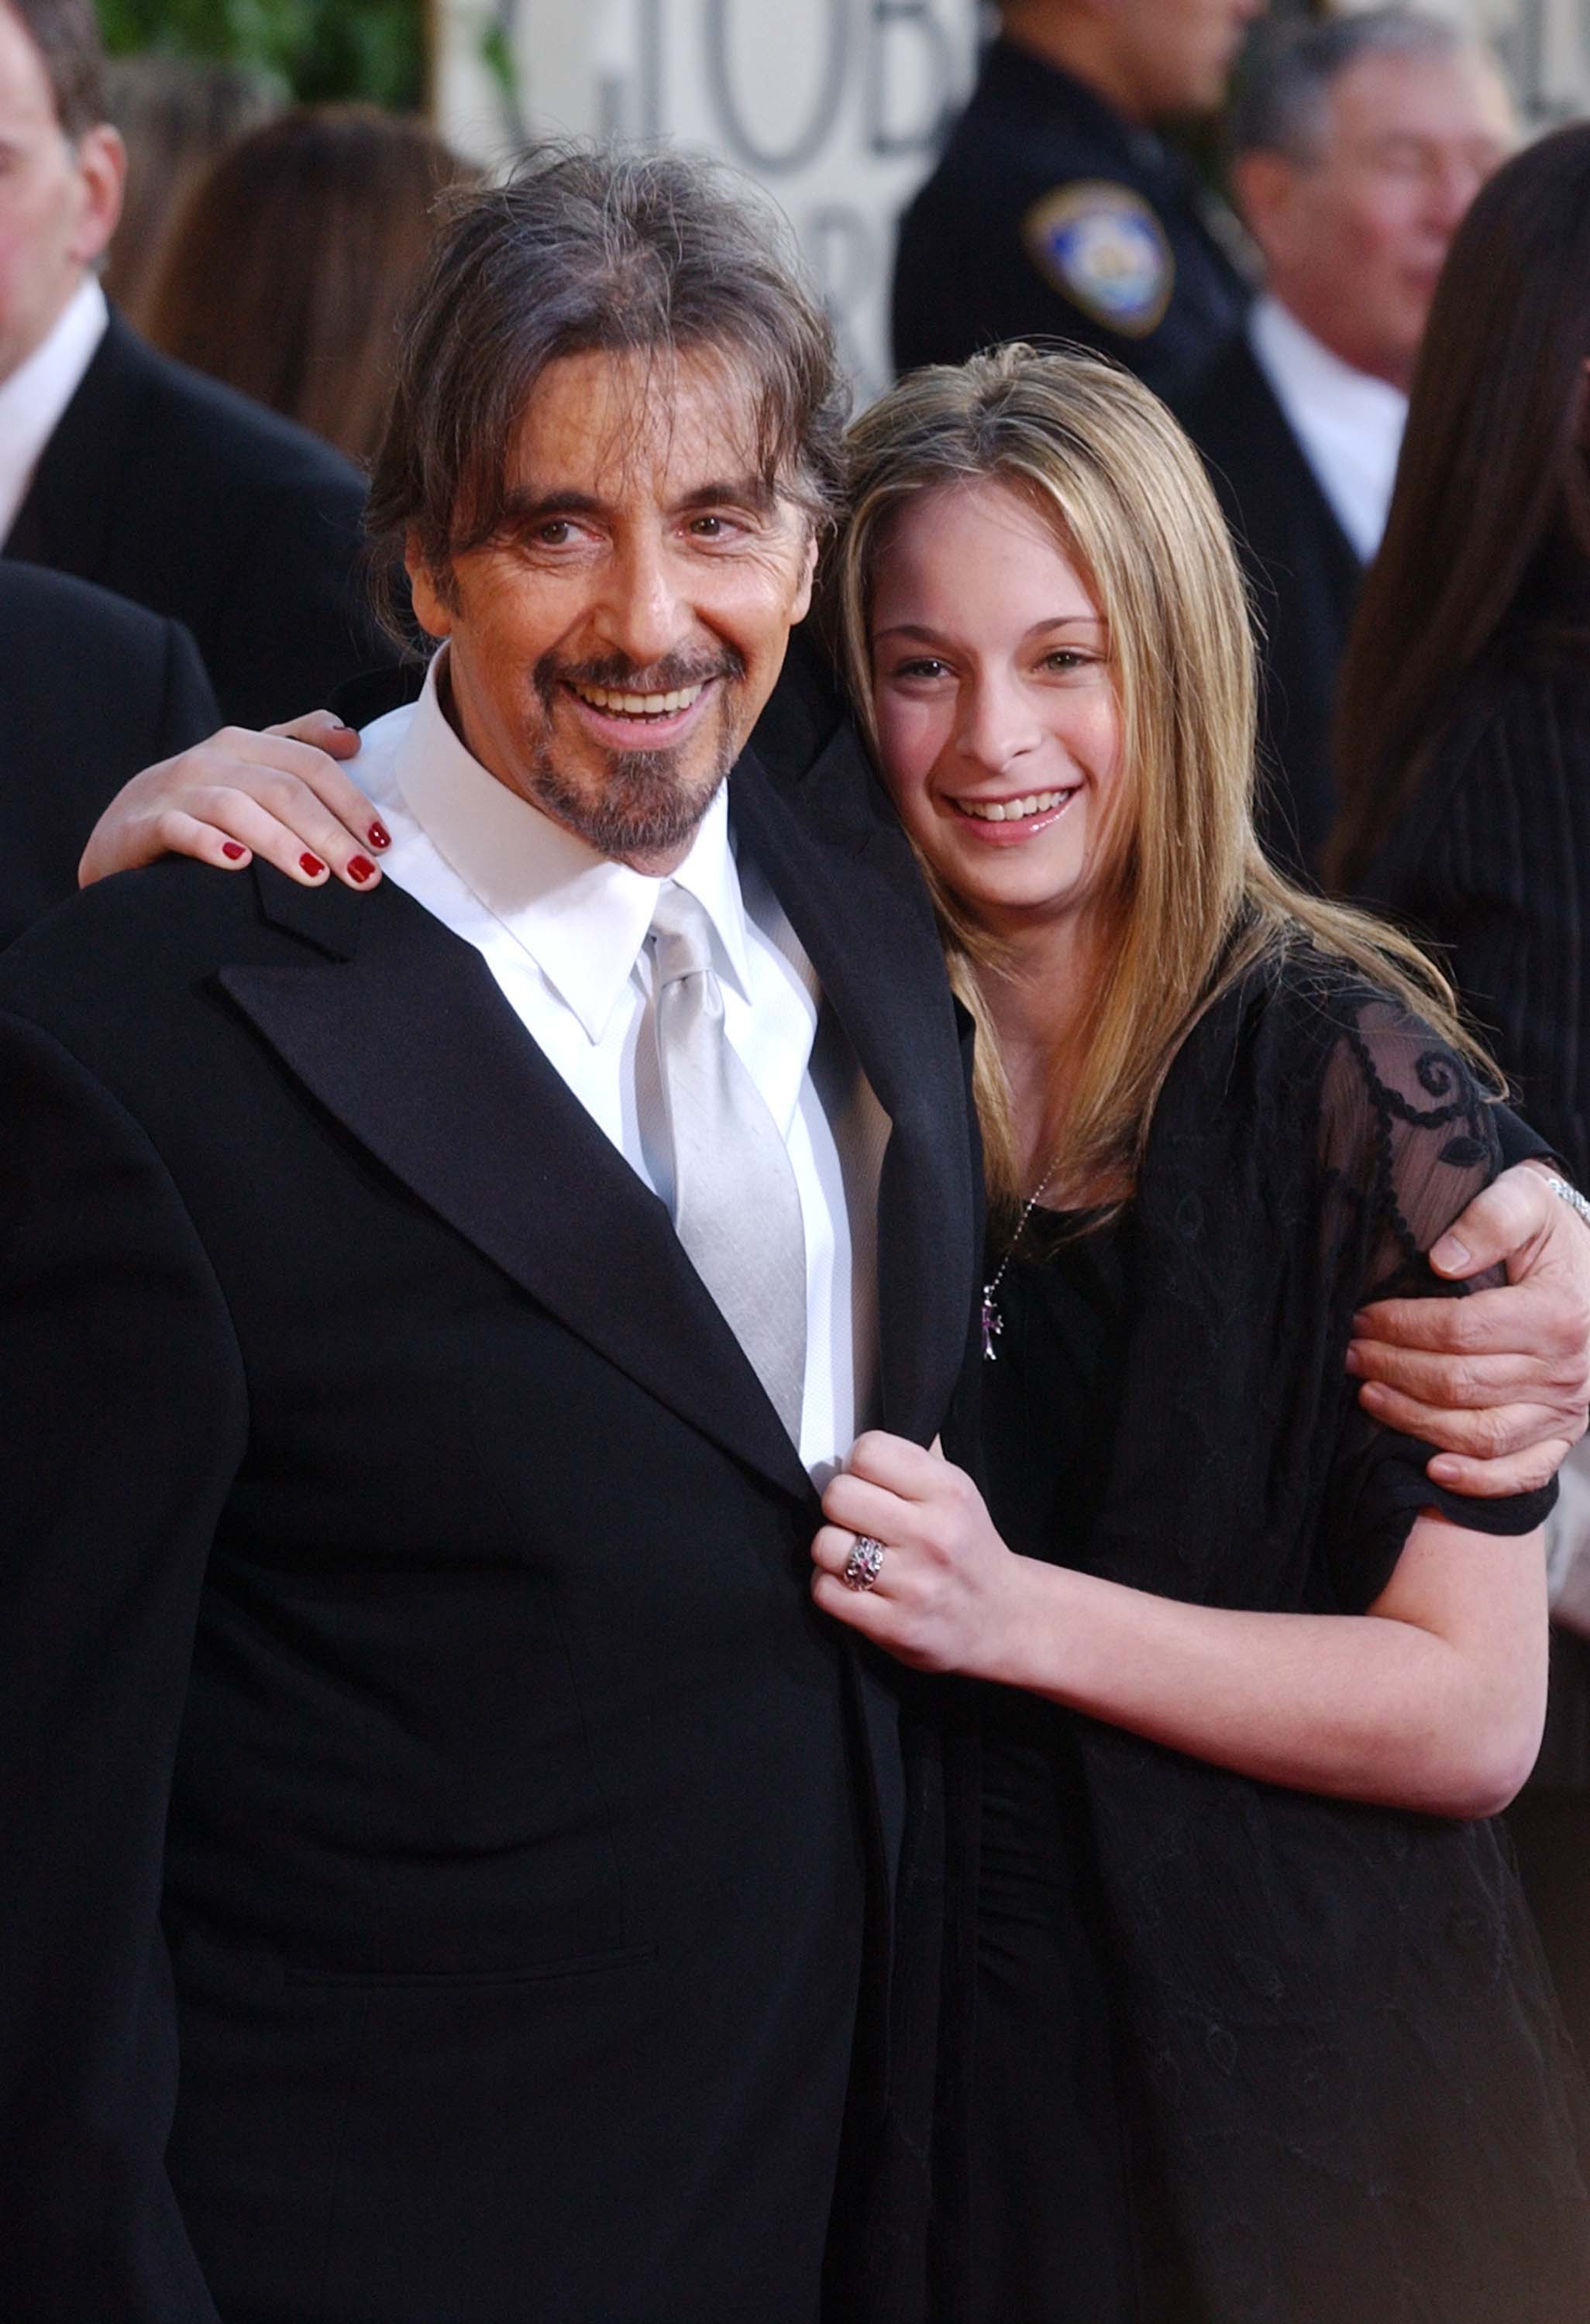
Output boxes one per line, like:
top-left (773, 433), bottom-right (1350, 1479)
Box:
top-left (300, 852), bottom-right (325, 877)
top-left (221, 841), bottom-right (247, 861)
top-left (367, 821), bottom-right (391, 851)
top-left (347, 855), bottom-right (375, 883)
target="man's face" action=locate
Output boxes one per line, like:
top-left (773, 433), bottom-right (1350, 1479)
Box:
top-left (0, 3), bottom-right (122, 383)
top-left (1237, 48), bottom-right (1515, 386)
top-left (408, 346), bottom-right (817, 875)
top-left (1111, 0), bottom-right (1265, 118)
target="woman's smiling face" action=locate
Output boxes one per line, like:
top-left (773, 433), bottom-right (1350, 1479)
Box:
top-left (869, 478), bottom-right (1125, 942)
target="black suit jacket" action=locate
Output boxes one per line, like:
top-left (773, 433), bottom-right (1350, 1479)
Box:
top-left (1178, 332), bottom-right (1364, 879)
top-left (1358, 646), bottom-right (1590, 1794)
top-left (2, 313), bottom-right (394, 727)
top-left (0, 713), bottom-right (980, 2323)
top-left (0, 562), bottom-right (219, 947)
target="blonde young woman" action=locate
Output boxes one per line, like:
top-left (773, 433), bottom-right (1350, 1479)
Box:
top-left (806, 349), bottom-right (1590, 2321)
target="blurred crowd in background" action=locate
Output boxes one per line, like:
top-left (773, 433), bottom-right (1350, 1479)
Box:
top-left (4, 0), bottom-right (1590, 2099)
top-left (103, 65), bottom-right (469, 463)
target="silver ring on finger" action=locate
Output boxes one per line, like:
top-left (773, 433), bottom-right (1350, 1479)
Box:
top-left (842, 1534), bottom-right (886, 1593)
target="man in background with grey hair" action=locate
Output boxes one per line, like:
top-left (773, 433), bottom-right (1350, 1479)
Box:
top-left (1179, 8), bottom-right (1515, 876)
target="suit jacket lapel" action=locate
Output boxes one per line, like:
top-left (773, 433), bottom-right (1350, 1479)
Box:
top-left (2, 315), bottom-right (132, 575)
top-left (731, 734), bottom-right (980, 1452)
top-left (218, 870), bottom-right (813, 1503)
top-left (214, 725), bottom-right (981, 1498)
top-left (1240, 342), bottom-right (1363, 610)
top-left (738, 729), bottom-right (981, 1921)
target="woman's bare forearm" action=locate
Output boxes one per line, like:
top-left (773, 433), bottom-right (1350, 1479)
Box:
top-left (986, 1531), bottom-right (1545, 1817)
top-left (816, 1440), bottom-right (1549, 1818)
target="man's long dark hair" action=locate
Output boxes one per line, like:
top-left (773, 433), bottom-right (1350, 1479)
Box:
top-left (1328, 123), bottom-right (1590, 891)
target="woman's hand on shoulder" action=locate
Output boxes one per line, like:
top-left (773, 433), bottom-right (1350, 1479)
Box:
top-left (1348, 1161), bottom-right (1590, 1497)
top-left (77, 710), bottom-right (387, 892)
top-left (811, 1431), bottom-right (1031, 1676)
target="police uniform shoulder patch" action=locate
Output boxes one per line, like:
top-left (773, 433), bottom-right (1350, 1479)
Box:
top-left (1022, 180), bottom-right (1174, 339)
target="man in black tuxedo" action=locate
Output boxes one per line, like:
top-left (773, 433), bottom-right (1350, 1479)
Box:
top-left (1177, 9), bottom-right (1513, 876)
top-left (0, 0), bottom-right (391, 726)
top-left (0, 561), bottom-right (219, 944)
top-left (0, 146), bottom-right (978, 2324)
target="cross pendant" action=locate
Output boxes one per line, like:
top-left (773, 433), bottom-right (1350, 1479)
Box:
top-left (980, 1288), bottom-right (1003, 1362)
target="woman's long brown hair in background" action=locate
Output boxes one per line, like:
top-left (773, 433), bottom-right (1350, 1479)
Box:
top-left (1328, 122), bottom-right (1590, 892)
top-left (144, 107), bottom-right (473, 469)
top-left (103, 55), bottom-right (279, 328)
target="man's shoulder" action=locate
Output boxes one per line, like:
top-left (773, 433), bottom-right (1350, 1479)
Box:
top-left (0, 858), bottom-right (365, 1034)
top-left (0, 558), bottom-right (191, 672)
top-left (749, 630), bottom-right (848, 778)
top-left (1176, 332), bottom-right (1283, 459)
top-left (0, 569), bottom-right (218, 951)
top-left (907, 108), bottom-right (1131, 234)
top-left (744, 649), bottom-right (903, 853)
top-left (1178, 337), bottom-right (1334, 548)
top-left (102, 318), bottom-right (367, 512)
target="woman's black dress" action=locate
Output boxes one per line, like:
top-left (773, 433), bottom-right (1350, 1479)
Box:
top-left (952, 951), bottom-right (1590, 2324)
top-left (969, 1217), bottom-right (1138, 2322)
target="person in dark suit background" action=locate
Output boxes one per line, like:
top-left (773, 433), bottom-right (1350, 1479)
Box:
top-left (0, 0), bottom-right (393, 727)
top-left (1179, 8), bottom-right (1513, 877)
top-left (892, 0), bottom-right (1261, 401)
top-left (0, 561), bottom-right (219, 944)
top-left (0, 145), bottom-right (983, 2324)
top-left (1331, 123), bottom-right (1590, 2065)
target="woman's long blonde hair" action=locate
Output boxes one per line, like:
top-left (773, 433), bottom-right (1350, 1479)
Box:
top-left (832, 346), bottom-right (1492, 1219)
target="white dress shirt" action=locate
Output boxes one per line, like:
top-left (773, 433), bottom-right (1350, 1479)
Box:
top-left (1248, 293), bottom-right (1408, 564)
top-left (0, 275), bottom-right (108, 547)
top-left (352, 656), bottom-right (883, 1483)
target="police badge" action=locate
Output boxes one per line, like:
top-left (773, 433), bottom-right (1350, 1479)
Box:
top-left (1023, 180), bottom-right (1175, 338)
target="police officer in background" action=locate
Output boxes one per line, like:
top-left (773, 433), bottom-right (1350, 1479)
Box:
top-left (893, 0), bottom-right (1265, 400)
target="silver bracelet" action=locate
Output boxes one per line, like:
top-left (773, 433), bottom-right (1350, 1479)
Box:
top-left (1542, 1173), bottom-right (1590, 1233)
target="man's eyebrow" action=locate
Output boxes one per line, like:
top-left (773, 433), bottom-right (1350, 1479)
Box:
top-left (675, 475), bottom-right (779, 515)
top-left (494, 475), bottom-right (780, 528)
top-left (496, 487), bottom-right (608, 528)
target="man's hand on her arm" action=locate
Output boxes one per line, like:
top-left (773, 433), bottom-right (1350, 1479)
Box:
top-left (77, 710), bottom-right (386, 892)
top-left (1347, 1162), bottom-right (1590, 1497)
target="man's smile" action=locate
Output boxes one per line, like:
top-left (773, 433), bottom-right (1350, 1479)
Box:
top-left (560, 674), bottom-right (720, 751)
top-left (570, 680), bottom-right (707, 718)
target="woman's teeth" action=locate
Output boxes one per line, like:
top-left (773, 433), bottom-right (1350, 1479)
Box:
top-left (574, 682), bottom-right (706, 719)
top-left (956, 789), bottom-right (1069, 822)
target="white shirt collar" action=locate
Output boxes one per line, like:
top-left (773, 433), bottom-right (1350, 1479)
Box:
top-left (1247, 293), bottom-right (1408, 563)
top-left (0, 275), bottom-right (108, 546)
top-left (391, 652), bottom-right (752, 1045)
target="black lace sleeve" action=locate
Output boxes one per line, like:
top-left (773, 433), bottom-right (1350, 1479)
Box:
top-left (1317, 995), bottom-right (1557, 1613)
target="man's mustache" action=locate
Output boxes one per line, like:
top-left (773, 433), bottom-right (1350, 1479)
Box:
top-left (534, 647), bottom-right (745, 710)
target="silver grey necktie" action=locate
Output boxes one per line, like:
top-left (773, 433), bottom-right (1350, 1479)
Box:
top-left (648, 882), bottom-right (807, 1446)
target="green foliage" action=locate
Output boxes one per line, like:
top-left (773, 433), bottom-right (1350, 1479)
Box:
top-left (478, 16), bottom-right (514, 101)
top-left (95, 0), bottom-right (427, 112)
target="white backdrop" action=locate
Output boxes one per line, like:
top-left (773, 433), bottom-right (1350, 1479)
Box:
top-left (434, 0), bottom-right (982, 396)
top-left (432, 0), bottom-right (1589, 397)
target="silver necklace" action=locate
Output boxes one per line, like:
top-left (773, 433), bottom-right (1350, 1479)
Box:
top-left (980, 1156), bottom-right (1062, 1361)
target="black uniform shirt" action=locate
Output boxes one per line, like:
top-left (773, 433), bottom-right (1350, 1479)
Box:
top-left (891, 37), bottom-right (1253, 402)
